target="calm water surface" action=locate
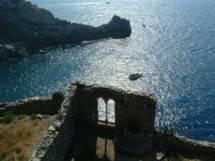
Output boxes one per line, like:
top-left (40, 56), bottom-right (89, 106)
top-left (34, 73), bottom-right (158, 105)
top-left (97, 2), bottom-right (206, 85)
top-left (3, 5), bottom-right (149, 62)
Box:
top-left (0, 0), bottom-right (215, 141)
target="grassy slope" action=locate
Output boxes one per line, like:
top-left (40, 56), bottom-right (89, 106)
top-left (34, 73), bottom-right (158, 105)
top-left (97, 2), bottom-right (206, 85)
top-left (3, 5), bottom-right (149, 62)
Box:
top-left (0, 116), bottom-right (54, 161)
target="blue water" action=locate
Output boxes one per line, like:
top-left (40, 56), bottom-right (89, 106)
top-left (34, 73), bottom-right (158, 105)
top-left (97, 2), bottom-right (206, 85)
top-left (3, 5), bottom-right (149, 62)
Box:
top-left (0, 0), bottom-right (215, 142)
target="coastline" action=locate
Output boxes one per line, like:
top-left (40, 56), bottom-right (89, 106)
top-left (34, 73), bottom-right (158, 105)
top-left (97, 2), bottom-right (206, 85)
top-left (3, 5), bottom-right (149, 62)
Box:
top-left (0, 0), bottom-right (213, 157)
top-left (0, 0), bottom-right (131, 58)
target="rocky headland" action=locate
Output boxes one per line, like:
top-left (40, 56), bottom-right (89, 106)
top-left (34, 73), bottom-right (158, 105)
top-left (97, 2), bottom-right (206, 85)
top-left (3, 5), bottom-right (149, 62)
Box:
top-left (0, 0), bottom-right (131, 58)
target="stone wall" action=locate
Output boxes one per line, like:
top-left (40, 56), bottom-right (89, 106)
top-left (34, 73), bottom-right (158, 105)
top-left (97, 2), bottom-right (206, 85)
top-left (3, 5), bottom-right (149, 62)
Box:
top-left (120, 92), bottom-right (156, 131)
top-left (74, 84), bottom-right (157, 132)
top-left (10, 83), bottom-right (215, 160)
top-left (29, 85), bottom-right (77, 161)
top-left (154, 132), bottom-right (215, 154)
top-left (0, 96), bottom-right (62, 116)
top-left (74, 84), bottom-right (123, 126)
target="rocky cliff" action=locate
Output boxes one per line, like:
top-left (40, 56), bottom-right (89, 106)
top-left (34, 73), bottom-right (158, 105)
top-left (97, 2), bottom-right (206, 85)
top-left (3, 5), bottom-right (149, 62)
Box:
top-left (0, 0), bottom-right (131, 57)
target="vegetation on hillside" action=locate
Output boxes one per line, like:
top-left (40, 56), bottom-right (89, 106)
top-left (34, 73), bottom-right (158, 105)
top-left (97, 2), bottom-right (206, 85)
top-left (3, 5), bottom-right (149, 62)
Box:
top-left (0, 116), bottom-right (54, 161)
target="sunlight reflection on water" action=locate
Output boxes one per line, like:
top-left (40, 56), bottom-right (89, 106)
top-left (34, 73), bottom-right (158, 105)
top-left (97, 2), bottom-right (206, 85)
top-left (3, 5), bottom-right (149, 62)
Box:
top-left (0, 0), bottom-right (215, 141)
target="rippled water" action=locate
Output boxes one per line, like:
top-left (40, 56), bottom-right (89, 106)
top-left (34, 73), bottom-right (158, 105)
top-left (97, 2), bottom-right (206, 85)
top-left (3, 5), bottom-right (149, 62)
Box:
top-left (0, 0), bottom-right (215, 141)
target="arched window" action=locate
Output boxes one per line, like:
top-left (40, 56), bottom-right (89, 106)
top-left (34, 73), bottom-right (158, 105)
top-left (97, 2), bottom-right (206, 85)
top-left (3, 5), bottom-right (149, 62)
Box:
top-left (97, 98), bottom-right (106, 121)
top-left (107, 99), bottom-right (115, 123)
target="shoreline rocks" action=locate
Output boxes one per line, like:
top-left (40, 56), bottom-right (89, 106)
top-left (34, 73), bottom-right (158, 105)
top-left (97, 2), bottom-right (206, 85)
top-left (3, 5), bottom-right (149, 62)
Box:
top-left (0, 42), bottom-right (28, 58)
top-left (0, 0), bottom-right (132, 58)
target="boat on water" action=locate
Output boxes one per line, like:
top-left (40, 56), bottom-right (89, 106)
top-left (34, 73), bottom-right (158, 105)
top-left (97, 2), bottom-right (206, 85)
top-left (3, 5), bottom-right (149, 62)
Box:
top-left (129, 73), bottom-right (143, 81)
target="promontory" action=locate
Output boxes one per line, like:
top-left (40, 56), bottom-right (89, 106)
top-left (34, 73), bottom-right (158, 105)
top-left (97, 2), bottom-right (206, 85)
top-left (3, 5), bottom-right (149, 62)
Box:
top-left (0, 0), bottom-right (131, 56)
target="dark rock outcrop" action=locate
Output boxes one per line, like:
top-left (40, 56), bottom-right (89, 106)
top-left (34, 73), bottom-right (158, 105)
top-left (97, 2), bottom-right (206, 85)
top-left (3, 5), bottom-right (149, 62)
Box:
top-left (0, 0), bottom-right (131, 56)
top-left (0, 42), bottom-right (28, 58)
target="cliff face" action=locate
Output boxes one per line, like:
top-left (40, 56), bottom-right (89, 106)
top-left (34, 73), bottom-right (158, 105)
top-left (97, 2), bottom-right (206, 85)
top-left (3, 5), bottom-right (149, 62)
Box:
top-left (0, 0), bottom-right (131, 55)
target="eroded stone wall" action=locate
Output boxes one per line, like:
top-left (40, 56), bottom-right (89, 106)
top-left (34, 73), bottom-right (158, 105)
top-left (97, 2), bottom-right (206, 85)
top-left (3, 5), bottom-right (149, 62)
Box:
top-left (154, 132), bottom-right (215, 154)
top-left (15, 83), bottom-right (215, 159)
top-left (73, 84), bottom-right (157, 132)
top-left (29, 85), bottom-right (77, 161)
top-left (74, 84), bottom-right (123, 126)
top-left (119, 92), bottom-right (156, 131)
top-left (0, 96), bottom-right (62, 116)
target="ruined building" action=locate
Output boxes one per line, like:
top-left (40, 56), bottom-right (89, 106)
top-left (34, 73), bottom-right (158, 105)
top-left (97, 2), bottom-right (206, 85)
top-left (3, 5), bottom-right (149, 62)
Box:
top-left (29, 83), bottom-right (157, 161)
top-left (1, 83), bottom-right (215, 161)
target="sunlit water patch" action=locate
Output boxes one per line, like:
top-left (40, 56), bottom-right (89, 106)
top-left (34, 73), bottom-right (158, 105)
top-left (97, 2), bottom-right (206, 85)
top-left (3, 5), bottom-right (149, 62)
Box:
top-left (0, 0), bottom-right (215, 141)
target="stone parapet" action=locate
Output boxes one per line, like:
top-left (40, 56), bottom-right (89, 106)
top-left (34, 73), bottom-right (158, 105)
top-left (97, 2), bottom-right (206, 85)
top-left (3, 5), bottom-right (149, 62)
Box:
top-left (3, 83), bottom-right (214, 160)
top-left (0, 96), bottom-right (62, 116)
top-left (29, 85), bottom-right (77, 161)
top-left (154, 132), bottom-right (215, 155)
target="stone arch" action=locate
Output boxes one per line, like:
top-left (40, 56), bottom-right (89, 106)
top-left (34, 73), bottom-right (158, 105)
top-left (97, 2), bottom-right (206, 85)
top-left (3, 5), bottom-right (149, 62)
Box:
top-left (96, 97), bottom-right (116, 123)
top-left (107, 99), bottom-right (115, 123)
top-left (97, 97), bottom-right (106, 122)
top-left (93, 87), bottom-right (121, 125)
top-left (75, 85), bottom-right (123, 127)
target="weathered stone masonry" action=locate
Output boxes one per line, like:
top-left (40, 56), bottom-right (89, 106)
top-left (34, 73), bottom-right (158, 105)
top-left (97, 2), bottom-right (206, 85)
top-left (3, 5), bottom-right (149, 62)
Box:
top-left (29, 85), bottom-right (77, 161)
top-left (2, 83), bottom-right (215, 160)
top-left (28, 83), bottom-right (215, 160)
top-left (74, 84), bottom-right (156, 131)
top-left (29, 83), bottom-right (157, 160)
top-left (0, 96), bottom-right (62, 116)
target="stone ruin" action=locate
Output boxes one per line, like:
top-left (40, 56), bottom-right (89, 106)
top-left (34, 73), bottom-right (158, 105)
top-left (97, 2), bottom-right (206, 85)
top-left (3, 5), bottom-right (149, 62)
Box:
top-left (74, 83), bottom-right (157, 155)
top-left (29, 83), bottom-right (156, 161)
top-left (1, 82), bottom-right (210, 161)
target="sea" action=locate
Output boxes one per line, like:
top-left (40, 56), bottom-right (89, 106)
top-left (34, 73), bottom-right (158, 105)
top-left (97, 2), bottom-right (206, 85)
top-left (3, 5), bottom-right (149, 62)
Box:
top-left (0, 0), bottom-right (215, 142)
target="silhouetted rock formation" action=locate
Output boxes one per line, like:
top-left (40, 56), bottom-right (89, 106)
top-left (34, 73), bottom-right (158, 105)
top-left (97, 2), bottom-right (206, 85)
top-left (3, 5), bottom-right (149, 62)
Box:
top-left (0, 0), bottom-right (131, 57)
